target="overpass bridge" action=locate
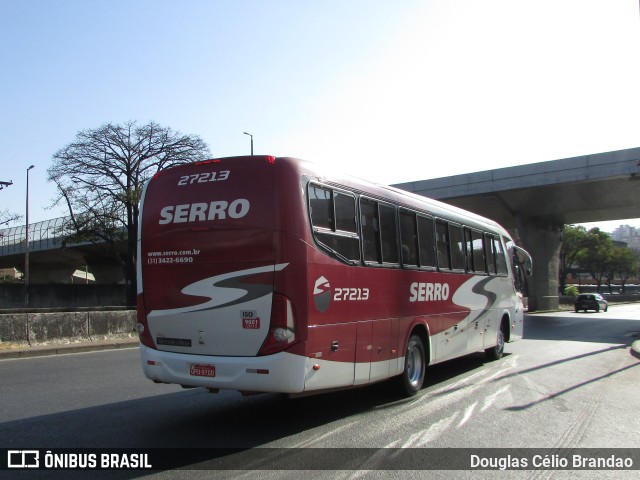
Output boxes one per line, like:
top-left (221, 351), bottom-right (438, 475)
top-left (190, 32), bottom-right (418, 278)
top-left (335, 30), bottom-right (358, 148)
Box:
top-left (1, 147), bottom-right (639, 310)
top-left (394, 146), bottom-right (640, 311)
top-left (0, 216), bottom-right (126, 284)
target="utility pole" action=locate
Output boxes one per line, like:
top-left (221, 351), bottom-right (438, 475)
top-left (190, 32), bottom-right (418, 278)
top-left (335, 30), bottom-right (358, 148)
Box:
top-left (243, 132), bottom-right (254, 155)
top-left (25, 166), bottom-right (34, 306)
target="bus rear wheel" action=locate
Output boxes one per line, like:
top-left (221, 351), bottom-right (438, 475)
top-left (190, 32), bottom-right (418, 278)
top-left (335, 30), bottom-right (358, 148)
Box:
top-left (394, 334), bottom-right (426, 397)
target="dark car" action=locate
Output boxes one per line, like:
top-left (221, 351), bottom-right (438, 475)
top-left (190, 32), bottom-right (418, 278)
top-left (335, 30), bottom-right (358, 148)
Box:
top-left (574, 293), bottom-right (608, 313)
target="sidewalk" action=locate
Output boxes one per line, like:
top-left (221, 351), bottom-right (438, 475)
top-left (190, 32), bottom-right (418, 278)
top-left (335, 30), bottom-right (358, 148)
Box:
top-left (0, 335), bottom-right (139, 360)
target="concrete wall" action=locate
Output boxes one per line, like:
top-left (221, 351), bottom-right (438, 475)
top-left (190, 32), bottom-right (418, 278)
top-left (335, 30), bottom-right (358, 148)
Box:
top-left (0, 309), bottom-right (136, 344)
top-left (0, 284), bottom-right (128, 309)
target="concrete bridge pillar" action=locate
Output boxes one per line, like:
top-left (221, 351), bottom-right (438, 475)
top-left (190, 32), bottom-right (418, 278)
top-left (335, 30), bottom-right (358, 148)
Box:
top-left (516, 217), bottom-right (563, 312)
top-left (85, 255), bottom-right (125, 284)
top-left (29, 264), bottom-right (78, 284)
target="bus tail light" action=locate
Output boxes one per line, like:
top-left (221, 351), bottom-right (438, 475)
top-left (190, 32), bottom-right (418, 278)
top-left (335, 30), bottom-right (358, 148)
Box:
top-left (136, 294), bottom-right (156, 349)
top-left (258, 293), bottom-right (296, 356)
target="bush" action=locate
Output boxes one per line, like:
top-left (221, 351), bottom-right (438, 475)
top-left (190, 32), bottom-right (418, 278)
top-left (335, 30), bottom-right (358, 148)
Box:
top-left (564, 285), bottom-right (579, 297)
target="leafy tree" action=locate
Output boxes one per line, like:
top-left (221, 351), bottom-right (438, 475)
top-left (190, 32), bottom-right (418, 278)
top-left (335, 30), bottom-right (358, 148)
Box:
top-left (563, 284), bottom-right (579, 297)
top-left (559, 225), bottom-right (588, 292)
top-left (607, 246), bottom-right (638, 294)
top-left (48, 121), bottom-right (211, 304)
top-left (575, 228), bottom-right (614, 293)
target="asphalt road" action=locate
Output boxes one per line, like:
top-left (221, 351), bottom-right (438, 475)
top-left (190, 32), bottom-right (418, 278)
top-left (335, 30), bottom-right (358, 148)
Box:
top-left (1, 305), bottom-right (639, 479)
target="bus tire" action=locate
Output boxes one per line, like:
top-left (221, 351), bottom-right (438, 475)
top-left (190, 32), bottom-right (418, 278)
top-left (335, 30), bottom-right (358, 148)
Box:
top-left (394, 334), bottom-right (426, 397)
top-left (485, 323), bottom-right (506, 361)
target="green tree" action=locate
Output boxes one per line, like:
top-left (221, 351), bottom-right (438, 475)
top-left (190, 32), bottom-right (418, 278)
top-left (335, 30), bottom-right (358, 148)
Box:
top-left (48, 121), bottom-right (211, 304)
top-left (607, 246), bottom-right (639, 294)
top-left (559, 225), bottom-right (588, 292)
top-left (575, 228), bottom-right (614, 293)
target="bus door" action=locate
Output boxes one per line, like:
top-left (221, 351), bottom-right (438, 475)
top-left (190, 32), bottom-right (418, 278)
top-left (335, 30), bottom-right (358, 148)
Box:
top-left (510, 245), bottom-right (532, 341)
top-left (464, 275), bottom-right (501, 353)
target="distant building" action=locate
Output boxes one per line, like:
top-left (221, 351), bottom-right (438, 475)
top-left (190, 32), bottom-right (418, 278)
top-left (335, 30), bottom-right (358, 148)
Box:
top-left (0, 267), bottom-right (21, 281)
top-left (611, 225), bottom-right (640, 252)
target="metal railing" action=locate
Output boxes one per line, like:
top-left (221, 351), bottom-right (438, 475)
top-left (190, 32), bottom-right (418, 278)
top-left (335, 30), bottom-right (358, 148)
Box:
top-left (0, 216), bottom-right (70, 256)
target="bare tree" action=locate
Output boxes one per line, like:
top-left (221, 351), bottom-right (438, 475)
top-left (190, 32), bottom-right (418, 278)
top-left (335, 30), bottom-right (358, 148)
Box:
top-left (48, 121), bottom-right (211, 304)
top-left (0, 210), bottom-right (21, 227)
top-left (0, 181), bottom-right (21, 226)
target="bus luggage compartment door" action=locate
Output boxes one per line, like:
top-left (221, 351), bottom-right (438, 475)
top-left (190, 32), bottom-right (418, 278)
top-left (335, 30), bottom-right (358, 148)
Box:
top-left (304, 323), bottom-right (357, 391)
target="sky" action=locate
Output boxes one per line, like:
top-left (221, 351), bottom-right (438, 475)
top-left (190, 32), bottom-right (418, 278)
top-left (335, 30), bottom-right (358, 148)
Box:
top-left (1, 0), bottom-right (639, 231)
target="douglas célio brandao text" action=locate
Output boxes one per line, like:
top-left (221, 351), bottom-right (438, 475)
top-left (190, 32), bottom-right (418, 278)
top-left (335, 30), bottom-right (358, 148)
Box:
top-left (470, 453), bottom-right (634, 470)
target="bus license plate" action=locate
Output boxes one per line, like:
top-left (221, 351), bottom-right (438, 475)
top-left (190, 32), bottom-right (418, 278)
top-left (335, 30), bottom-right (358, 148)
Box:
top-left (190, 364), bottom-right (216, 377)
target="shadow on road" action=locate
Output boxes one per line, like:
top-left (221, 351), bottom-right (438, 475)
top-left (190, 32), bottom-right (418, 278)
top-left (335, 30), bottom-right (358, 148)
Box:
top-left (0, 351), bottom-right (499, 478)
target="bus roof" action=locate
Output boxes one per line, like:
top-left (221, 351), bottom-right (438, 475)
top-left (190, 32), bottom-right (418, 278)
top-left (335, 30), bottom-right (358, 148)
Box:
top-left (275, 156), bottom-right (510, 238)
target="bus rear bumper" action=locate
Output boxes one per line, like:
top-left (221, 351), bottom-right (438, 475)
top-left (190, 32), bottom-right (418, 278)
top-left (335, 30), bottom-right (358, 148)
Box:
top-left (139, 344), bottom-right (307, 393)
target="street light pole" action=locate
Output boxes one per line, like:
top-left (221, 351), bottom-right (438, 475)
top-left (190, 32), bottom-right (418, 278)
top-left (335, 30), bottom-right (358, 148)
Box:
top-left (243, 132), bottom-right (254, 155)
top-left (25, 165), bottom-right (34, 306)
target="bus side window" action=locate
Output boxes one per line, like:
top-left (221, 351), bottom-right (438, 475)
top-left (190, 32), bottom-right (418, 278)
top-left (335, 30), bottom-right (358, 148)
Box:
top-left (332, 192), bottom-right (360, 261)
top-left (472, 230), bottom-right (486, 273)
top-left (360, 199), bottom-right (381, 263)
top-left (334, 192), bottom-right (357, 233)
top-left (360, 199), bottom-right (399, 266)
top-left (493, 237), bottom-right (508, 275)
top-left (399, 210), bottom-right (419, 267)
top-left (379, 204), bottom-right (398, 264)
top-left (466, 228), bottom-right (486, 274)
top-left (485, 234), bottom-right (496, 274)
top-left (417, 215), bottom-right (436, 268)
top-left (449, 224), bottom-right (465, 271)
top-left (486, 234), bottom-right (507, 275)
top-left (436, 220), bottom-right (451, 270)
top-left (309, 185), bottom-right (360, 263)
top-left (308, 185), bottom-right (333, 229)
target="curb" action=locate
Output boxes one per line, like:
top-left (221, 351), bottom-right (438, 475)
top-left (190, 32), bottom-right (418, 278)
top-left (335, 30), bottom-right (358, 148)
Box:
top-left (0, 337), bottom-right (139, 360)
top-left (632, 340), bottom-right (640, 361)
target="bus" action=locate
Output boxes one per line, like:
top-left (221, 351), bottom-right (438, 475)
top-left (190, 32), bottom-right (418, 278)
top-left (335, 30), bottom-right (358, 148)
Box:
top-left (136, 156), bottom-right (532, 397)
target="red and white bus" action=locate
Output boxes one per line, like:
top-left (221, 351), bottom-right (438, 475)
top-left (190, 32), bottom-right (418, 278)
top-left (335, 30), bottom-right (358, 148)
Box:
top-left (136, 156), bottom-right (531, 397)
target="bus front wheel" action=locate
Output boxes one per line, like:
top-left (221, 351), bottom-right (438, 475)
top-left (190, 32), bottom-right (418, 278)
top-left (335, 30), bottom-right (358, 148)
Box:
top-left (485, 324), bottom-right (506, 361)
top-left (394, 334), bottom-right (426, 397)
